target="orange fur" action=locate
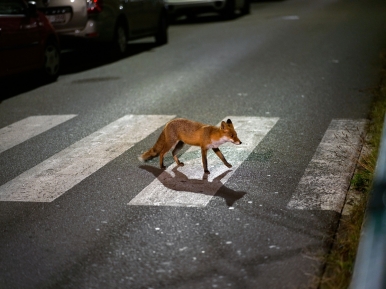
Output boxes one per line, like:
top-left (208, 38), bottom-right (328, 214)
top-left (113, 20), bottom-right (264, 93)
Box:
top-left (139, 118), bottom-right (242, 174)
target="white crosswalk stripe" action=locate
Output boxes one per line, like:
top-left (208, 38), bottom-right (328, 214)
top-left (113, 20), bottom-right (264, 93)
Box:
top-left (287, 119), bottom-right (368, 212)
top-left (0, 115), bottom-right (368, 210)
top-left (0, 115), bottom-right (77, 154)
top-left (129, 117), bottom-right (279, 207)
top-left (0, 115), bottom-right (175, 202)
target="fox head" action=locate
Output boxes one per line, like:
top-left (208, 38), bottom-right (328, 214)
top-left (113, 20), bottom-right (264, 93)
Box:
top-left (220, 119), bottom-right (242, 145)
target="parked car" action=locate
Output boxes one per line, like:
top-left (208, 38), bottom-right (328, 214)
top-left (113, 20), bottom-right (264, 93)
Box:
top-left (166, 0), bottom-right (250, 21)
top-left (36, 0), bottom-right (168, 55)
top-left (0, 0), bottom-right (61, 81)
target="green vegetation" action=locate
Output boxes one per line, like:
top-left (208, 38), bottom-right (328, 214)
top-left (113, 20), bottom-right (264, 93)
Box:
top-left (317, 52), bottom-right (386, 289)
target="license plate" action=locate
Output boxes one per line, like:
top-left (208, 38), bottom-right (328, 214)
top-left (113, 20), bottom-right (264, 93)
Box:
top-left (47, 14), bottom-right (66, 24)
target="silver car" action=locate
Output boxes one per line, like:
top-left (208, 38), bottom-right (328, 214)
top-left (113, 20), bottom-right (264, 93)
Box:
top-left (36, 0), bottom-right (168, 54)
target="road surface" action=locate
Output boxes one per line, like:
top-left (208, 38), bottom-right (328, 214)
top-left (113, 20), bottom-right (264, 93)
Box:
top-left (1, 0), bottom-right (386, 288)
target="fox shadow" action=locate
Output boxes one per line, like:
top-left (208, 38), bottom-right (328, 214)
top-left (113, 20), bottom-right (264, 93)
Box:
top-left (140, 165), bottom-right (247, 206)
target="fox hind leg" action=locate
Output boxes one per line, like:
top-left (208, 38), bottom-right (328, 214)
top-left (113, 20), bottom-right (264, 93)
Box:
top-left (159, 141), bottom-right (176, 169)
top-left (172, 141), bottom-right (185, 166)
top-left (159, 152), bottom-right (166, 169)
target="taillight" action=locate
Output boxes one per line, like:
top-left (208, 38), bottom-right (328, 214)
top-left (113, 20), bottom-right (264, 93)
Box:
top-left (87, 0), bottom-right (102, 14)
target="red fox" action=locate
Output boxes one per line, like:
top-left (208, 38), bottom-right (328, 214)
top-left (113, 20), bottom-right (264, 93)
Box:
top-left (139, 118), bottom-right (242, 174)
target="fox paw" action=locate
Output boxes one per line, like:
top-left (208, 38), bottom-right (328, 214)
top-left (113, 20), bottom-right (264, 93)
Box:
top-left (178, 162), bottom-right (184, 167)
top-left (226, 163), bottom-right (232, 168)
top-left (204, 170), bottom-right (210, 174)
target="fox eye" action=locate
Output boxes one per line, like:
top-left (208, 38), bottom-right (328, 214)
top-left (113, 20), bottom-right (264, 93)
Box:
top-left (230, 133), bottom-right (234, 137)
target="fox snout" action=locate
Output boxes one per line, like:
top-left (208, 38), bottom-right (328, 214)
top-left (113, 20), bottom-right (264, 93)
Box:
top-left (231, 137), bottom-right (242, 145)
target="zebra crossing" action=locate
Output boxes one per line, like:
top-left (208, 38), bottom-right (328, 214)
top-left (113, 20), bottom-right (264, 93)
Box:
top-left (287, 119), bottom-right (367, 212)
top-left (0, 115), bottom-right (174, 202)
top-left (129, 116), bottom-right (279, 207)
top-left (0, 114), bottom-right (367, 212)
top-left (0, 115), bottom-right (77, 154)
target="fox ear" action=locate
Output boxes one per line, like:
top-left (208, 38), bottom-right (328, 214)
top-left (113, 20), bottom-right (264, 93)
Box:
top-left (221, 121), bottom-right (226, 130)
top-left (226, 119), bottom-right (232, 124)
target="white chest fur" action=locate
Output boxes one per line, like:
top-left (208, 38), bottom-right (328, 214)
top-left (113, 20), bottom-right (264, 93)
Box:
top-left (206, 136), bottom-right (229, 149)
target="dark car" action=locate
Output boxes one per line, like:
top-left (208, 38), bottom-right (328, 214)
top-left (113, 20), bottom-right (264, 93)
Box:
top-left (36, 0), bottom-right (168, 55)
top-left (0, 0), bottom-right (61, 81)
top-left (166, 0), bottom-right (250, 21)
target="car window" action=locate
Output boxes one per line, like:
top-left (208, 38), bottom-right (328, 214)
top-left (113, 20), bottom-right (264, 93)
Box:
top-left (0, 0), bottom-right (27, 15)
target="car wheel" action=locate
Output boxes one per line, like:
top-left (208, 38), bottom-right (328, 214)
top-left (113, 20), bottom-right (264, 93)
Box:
top-left (42, 40), bottom-right (60, 82)
top-left (155, 13), bottom-right (168, 45)
top-left (220, 0), bottom-right (235, 20)
top-left (240, 0), bottom-right (250, 15)
top-left (113, 21), bottom-right (128, 57)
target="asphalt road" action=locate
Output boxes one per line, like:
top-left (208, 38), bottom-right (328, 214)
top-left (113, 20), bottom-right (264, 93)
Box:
top-left (1, 0), bottom-right (386, 288)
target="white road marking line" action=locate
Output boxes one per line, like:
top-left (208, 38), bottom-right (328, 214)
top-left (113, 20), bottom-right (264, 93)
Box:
top-left (287, 119), bottom-right (368, 212)
top-left (0, 115), bottom-right (175, 202)
top-left (0, 115), bottom-right (77, 154)
top-left (129, 117), bottom-right (279, 207)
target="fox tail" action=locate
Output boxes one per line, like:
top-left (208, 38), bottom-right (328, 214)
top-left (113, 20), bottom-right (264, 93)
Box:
top-left (138, 131), bottom-right (165, 162)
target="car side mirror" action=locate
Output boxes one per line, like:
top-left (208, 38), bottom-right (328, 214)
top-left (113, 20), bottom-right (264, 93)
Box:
top-left (26, 1), bottom-right (38, 17)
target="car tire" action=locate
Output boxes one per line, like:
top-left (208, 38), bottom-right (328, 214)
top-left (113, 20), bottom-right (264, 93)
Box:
top-left (220, 0), bottom-right (235, 20)
top-left (240, 0), bottom-right (250, 15)
top-left (112, 20), bottom-right (128, 57)
top-left (155, 13), bottom-right (168, 46)
top-left (42, 40), bottom-right (60, 82)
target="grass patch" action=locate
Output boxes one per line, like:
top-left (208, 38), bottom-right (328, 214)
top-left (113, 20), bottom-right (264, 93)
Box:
top-left (317, 52), bottom-right (386, 289)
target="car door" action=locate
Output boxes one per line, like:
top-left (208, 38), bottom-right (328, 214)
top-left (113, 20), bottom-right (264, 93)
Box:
top-left (124, 0), bottom-right (159, 36)
top-left (138, 0), bottom-right (159, 33)
top-left (0, 0), bottom-right (42, 76)
top-left (123, 0), bottom-right (147, 36)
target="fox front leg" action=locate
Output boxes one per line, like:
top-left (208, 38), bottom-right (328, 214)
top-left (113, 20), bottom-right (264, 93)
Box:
top-left (212, 148), bottom-right (232, 168)
top-left (201, 148), bottom-right (210, 174)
